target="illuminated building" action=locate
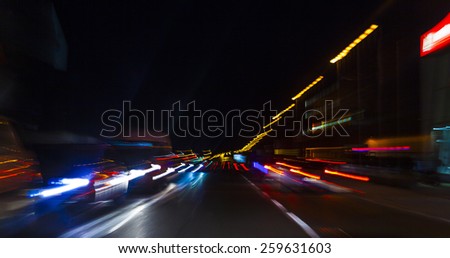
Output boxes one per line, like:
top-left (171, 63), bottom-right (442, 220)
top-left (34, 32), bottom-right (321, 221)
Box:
top-left (274, 3), bottom-right (450, 176)
top-left (421, 12), bottom-right (450, 176)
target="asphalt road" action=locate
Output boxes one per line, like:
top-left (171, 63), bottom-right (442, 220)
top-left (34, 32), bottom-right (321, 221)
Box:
top-left (12, 162), bottom-right (450, 237)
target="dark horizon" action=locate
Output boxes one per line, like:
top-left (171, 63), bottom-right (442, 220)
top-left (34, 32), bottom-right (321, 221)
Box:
top-left (1, 0), bottom-right (449, 153)
top-left (24, 0), bottom-right (386, 152)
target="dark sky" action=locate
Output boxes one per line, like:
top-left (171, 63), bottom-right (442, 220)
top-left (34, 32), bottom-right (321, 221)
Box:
top-left (53, 0), bottom-right (386, 152)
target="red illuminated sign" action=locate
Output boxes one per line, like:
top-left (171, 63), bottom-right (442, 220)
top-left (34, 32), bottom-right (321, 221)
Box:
top-left (421, 12), bottom-right (450, 57)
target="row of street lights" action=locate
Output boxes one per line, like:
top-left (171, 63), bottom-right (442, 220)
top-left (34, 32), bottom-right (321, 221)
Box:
top-left (212, 24), bottom-right (379, 158)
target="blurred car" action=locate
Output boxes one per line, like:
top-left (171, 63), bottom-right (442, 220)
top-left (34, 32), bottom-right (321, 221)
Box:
top-left (100, 130), bottom-right (173, 192)
top-left (0, 117), bottom-right (43, 235)
top-left (22, 131), bottom-right (131, 213)
top-left (105, 138), bottom-right (170, 192)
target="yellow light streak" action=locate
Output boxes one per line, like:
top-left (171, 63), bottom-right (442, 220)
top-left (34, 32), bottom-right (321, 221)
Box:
top-left (330, 24), bottom-right (378, 64)
top-left (291, 76), bottom-right (324, 101)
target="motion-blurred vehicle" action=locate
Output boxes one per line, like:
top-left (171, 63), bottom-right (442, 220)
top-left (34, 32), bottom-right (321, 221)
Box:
top-left (24, 131), bottom-right (130, 213)
top-left (323, 162), bottom-right (416, 188)
top-left (0, 117), bottom-right (43, 235)
top-left (105, 132), bottom-right (173, 192)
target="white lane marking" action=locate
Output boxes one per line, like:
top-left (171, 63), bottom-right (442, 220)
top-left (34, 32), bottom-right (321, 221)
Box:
top-left (58, 172), bottom-right (213, 238)
top-left (271, 199), bottom-right (287, 213)
top-left (241, 174), bottom-right (261, 191)
top-left (60, 183), bottom-right (180, 238)
top-left (107, 185), bottom-right (176, 234)
top-left (286, 212), bottom-right (320, 238)
top-left (338, 228), bottom-right (352, 237)
top-left (241, 174), bottom-right (320, 238)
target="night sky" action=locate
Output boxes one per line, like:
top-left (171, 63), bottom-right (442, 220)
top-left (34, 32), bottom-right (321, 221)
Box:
top-left (53, 0), bottom-right (387, 152)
